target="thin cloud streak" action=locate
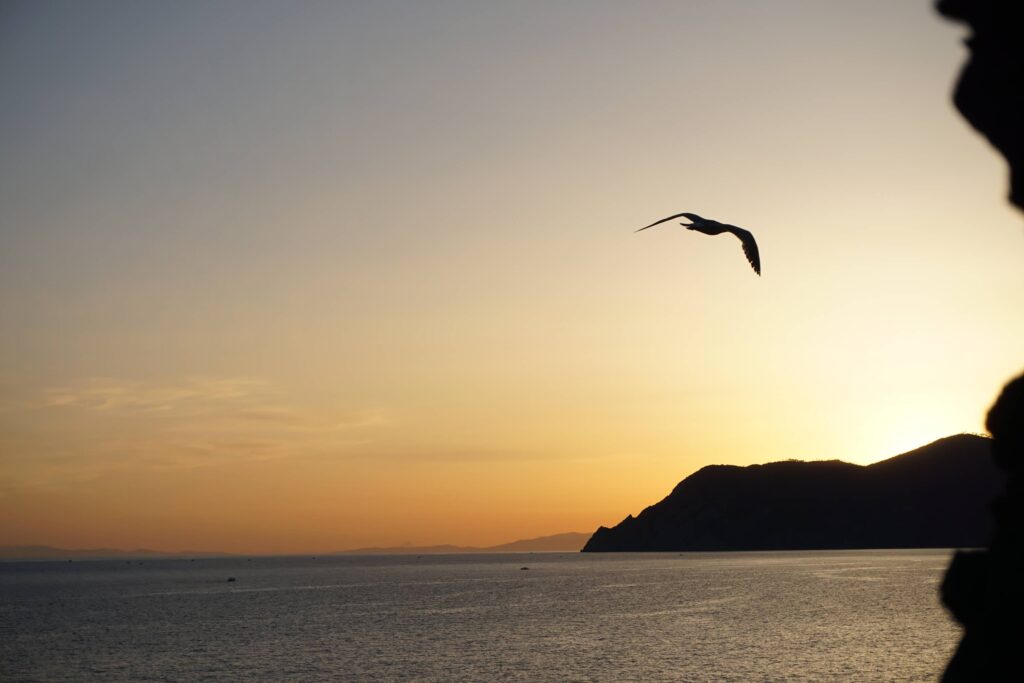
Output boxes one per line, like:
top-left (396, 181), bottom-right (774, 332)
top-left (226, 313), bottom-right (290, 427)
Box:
top-left (41, 376), bottom-right (270, 413)
top-left (1, 376), bottom-right (392, 491)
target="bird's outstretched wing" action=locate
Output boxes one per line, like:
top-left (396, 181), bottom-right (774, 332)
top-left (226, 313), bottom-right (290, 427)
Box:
top-left (636, 212), bottom-right (691, 232)
top-left (727, 226), bottom-right (761, 275)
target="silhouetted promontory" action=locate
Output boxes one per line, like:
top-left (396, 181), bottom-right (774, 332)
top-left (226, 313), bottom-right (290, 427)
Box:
top-left (583, 435), bottom-right (1002, 552)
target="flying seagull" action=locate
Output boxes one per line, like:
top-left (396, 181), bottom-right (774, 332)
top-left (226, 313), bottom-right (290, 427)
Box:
top-left (636, 212), bottom-right (761, 276)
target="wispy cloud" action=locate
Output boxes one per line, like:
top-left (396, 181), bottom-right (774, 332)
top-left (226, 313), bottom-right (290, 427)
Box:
top-left (1, 376), bottom-right (391, 491)
top-left (41, 376), bottom-right (270, 414)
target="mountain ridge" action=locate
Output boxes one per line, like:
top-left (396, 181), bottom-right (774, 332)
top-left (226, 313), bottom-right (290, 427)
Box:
top-left (583, 434), bottom-right (1002, 552)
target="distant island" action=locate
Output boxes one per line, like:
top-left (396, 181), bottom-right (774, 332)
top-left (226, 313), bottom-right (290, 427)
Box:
top-left (0, 546), bottom-right (231, 561)
top-left (1, 532), bottom-right (591, 561)
top-left (338, 531), bottom-right (591, 554)
top-left (583, 434), bottom-right (1003, 552)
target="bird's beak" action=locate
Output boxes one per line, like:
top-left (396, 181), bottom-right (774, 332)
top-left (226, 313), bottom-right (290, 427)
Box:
top-left (679, 221), bottom-right (694, 228)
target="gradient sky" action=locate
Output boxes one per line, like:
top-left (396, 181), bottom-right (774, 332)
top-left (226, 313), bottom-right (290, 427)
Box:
top-left (2, 1), bottom-right (1022, 554)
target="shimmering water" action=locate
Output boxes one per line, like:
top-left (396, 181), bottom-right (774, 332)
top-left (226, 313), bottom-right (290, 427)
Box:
top-left (1, 550), bottom-right (960, 682)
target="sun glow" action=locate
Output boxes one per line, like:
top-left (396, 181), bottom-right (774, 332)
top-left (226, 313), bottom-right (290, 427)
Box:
top-left (0, 1), bottom-right (1021, 553)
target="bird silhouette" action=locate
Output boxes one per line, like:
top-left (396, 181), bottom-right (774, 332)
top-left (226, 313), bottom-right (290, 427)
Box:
top-left (636, 212), bottom-right (761, 276)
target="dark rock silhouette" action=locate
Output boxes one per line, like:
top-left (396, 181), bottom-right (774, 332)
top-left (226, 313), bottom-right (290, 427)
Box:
top-left (934, 1), bottom-right (1024, 679)
top-left (940, 377), bottom-right (1024, 679)
top-left (583, 435), bottom-right (1002, 552)
top-left (938, 0), bottom-right (1024, 211)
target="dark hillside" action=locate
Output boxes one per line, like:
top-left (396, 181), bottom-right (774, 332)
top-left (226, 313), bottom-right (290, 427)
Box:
top-left (583, 435), bottom-right (1001, 552)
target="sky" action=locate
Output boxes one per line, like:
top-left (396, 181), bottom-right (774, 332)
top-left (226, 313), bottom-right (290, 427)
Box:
top-left (1, 1), bottom-right (1022, 554)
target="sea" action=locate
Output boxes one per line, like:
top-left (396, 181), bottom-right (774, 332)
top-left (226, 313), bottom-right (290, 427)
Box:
top-left (1, 550), bottom-right (960, 682)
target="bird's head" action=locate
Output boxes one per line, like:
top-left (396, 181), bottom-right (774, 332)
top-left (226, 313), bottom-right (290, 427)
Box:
top-left (680, 212), bottom-right (703, 228)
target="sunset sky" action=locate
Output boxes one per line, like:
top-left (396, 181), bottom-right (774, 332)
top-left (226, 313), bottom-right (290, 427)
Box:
top-left (2, 1), bottom-right (1022, 554)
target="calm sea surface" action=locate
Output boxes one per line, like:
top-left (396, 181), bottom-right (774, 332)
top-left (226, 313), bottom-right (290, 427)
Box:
top-left (1, 550), bottom-right (960, 682)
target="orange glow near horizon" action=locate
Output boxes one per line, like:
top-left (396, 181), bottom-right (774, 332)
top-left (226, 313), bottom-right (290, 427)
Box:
top-left (1, 2), bottom-right (1022, 554)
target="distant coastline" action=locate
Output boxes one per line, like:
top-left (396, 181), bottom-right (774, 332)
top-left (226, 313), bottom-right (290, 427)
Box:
top-left (337, 531), bottom-right (591, 555)
top-left (0, 545), bottom-right (233, 561)
top-left (0, 531), bottom-right (591, 561)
